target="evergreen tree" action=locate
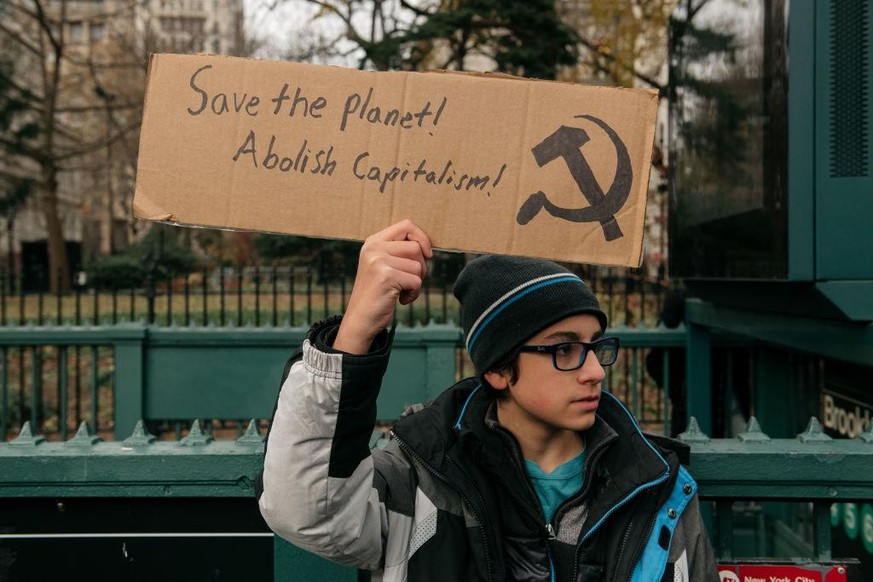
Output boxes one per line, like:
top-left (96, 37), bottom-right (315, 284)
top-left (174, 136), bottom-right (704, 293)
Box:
top-left (296, 0), bottom-right (577, 79)
top-left (401, 0), bottom-right (578, 79)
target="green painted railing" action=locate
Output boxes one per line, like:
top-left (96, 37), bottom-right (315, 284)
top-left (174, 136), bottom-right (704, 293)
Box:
top-left (0, 324), bottom-right (461, 441)
top-left (1, 324), bottom-right (707, 441)
top-left (1, 416), bottom-right (870, 578)
top-left (683, 416), bottom-right (873, 562)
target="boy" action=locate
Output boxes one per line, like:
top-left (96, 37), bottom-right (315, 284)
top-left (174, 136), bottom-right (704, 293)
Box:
top-left (258, 220), bottom-right (718, 581)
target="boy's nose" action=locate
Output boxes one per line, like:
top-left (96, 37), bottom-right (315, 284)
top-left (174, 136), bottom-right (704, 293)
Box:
top-left (576, 351), bottom-right (606, 384)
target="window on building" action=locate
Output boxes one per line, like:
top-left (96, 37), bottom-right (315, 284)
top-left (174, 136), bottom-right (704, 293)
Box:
top-left (90, 22), bottom-right (105, 41)
top-left (68, 21), bottom-right (85, 41)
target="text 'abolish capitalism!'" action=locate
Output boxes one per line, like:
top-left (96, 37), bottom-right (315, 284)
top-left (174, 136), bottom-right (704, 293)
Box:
top-left (184, 64), bottom-right (509, 196)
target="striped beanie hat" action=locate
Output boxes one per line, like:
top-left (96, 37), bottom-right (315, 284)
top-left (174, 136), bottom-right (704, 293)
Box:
top-left (453, 255), bottom-right (607, 376)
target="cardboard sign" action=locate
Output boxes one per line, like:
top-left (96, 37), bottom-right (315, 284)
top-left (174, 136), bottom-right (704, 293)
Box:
top-left (134, 54), bottom-right (658, 266)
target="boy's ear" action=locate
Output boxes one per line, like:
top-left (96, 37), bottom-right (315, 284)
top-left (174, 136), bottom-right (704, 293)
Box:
top-left (484, 370), bottom-right (510, 391)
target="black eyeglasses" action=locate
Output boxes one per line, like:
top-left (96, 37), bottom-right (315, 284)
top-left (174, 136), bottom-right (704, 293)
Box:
top-left (518, 337), bottom-right (619, 371)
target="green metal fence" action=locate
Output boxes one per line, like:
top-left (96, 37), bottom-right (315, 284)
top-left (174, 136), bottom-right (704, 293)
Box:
top-left (0, 320), bottom-right (866, 577)
top-left (1, 416), bottom-right (869, 579)
top-left (1, 324), bottom-right (717, 441)
top-left (0, 265), bottom-right (669, 329)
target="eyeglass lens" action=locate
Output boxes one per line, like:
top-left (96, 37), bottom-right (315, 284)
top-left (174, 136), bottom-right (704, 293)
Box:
top-left (553, 340), bottom-right (617, 370)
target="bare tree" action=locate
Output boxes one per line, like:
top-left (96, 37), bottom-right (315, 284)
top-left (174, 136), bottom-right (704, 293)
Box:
top-left (0, 0), bottom-right (150, 290)
top-left (560, 0), bottom-right (677, 93)
top-left (280, 0), bottom-right (421, 70)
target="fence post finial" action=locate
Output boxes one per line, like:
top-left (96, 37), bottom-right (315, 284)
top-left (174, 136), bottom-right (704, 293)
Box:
top-left (180, 419), bottom-right (213, 446)
top-left (65, 421), bottom-right (102, 447)
top-left (737, 417), bottom-right (771, 443)
top-left (236, 419), bottom-right (264, 445)
top-left (9, 421), bottom-right (46, 447)
top-left (122, 420), bottom-right (157, 447)
top-left (796, 417), bottom-right (833, 443)
top-left (678, 417), bottom-right (710, 443)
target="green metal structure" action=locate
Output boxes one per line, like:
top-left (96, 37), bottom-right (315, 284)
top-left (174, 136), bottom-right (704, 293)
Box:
top-left (0, 324), bottom-right (460, 440)
top-left (3, 0), bottom-right (872, 576)
top-left (0, 315), bottom-right (867, 576)
top-left (2, 415), bottom-right (871, 578)
top-left (0, 324), bottom-right (697, 441)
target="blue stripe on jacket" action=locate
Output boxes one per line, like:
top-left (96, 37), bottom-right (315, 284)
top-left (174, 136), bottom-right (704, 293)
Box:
top-left (630, 466), bottom-right (697, 581)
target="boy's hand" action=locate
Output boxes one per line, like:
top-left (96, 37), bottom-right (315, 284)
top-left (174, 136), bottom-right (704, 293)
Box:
top-left (334, 220), bottom-right (433, 354)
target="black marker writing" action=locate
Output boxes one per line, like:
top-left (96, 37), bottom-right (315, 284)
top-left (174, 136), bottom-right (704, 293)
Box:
top-left (233, 130), bottom-right (336, 176)
top-left (516, 115), bottom-right (631, 241)
top-left (270, 84), bottom-right (327, 119)
top-left (187, 65), bottom-right (260, 117)
top-left (340, 88), bottom-right (448, 132)
top-left (352, 152), bottom-right (506, 195)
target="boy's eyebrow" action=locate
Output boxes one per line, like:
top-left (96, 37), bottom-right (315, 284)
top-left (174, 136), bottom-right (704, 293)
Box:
top-left (542, 330), bottom-right (605, 342)
top-left (543, 331), bottom-right (580, 342)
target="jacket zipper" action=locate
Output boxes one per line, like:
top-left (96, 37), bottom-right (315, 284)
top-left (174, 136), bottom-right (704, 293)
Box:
top-left (614, 518), bottom-right (635, 568)
top-left (545, 524), bottom-right (557, 582)
top-left (569, 441), bottom-right (669, 582)
top-left (489, 423), bottom-right (557, 582)
top-left (552, 426), bottom-right (616, 527)
top-left (571, 475), bottom-right (667, 581)
top-left (568, 442), bottom-right (609, 582)
top-left (392, 432), bottom-right (494, 582)
top-left (621, 512), bottom-right (658, 582)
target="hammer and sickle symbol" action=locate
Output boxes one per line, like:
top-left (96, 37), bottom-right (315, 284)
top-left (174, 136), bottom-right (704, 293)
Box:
top-left (516, 114), bottom-right (632, 242)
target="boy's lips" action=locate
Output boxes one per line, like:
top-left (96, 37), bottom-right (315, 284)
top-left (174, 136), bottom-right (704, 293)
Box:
top-left (571, 395), bottom-right (600, 411)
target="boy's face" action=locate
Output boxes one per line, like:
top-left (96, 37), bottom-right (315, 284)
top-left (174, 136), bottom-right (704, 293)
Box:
top-left (485, 313), bottom-right (606, 438)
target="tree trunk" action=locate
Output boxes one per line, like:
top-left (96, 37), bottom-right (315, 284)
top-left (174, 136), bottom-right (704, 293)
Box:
top-left (41, 167), bottom-right (70, 292)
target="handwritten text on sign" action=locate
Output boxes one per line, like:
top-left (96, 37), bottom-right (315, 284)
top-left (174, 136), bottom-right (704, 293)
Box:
top-left (186, 65), bottom-right (508, 196)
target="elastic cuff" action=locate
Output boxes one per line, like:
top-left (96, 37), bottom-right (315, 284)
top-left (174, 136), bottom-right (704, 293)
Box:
top-left (307, 315), bottom-right (393, 358)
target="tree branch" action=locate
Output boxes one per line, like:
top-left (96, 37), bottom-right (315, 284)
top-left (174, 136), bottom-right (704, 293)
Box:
top-left (0, 166), bottom-right (37, 182)
top-left (0, 74), bottom-right (46, 109)
top-left (576, 35), bottom-right (665, 93)
top-left (54, 101), bottom-right (141, 114)
top-left (0, 20), bottom-right (43, 56)
top-left (397, 0), bottom-right (432, 18)
top-left (54, 118), bottom-right (141, 162)
top-left (32, 0), bottom-right (63, 56)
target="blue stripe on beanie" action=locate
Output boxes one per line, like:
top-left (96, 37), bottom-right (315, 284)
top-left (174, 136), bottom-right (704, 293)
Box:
top-left (467, 275), bottom-right (582, 352)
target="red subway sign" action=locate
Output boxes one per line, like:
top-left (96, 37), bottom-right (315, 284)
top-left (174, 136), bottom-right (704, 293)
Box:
top-left (717, 563), bottom-right (849, 582)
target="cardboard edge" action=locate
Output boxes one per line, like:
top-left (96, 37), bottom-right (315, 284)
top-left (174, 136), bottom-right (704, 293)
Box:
top-left (129, 217), bottom-right (635, 269)
top-left (142, 53), bottom-right (159, 118)
top-left (157, 52), bottom-right (663, 96)
top-left (133, 193), bottom-right (173, 222)
top-left (631, 91), bottom-right (661, 268)
top-left (132, 55), bottom-right (166, 222)
top-left (435, 70), bottom-right (663, 100)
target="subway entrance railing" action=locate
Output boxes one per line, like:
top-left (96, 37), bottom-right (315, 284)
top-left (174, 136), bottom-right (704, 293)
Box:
top-left (1, 323), bottom-right (867, 578)
top-left (1, 416), bottom-right (870, 579)
top-left (0, 323), bottom-right (702, 442)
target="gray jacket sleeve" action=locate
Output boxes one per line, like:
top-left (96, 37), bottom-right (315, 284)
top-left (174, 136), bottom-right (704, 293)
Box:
top-left (669, 493), bottom-right (721, 581)
top-left (258, 321), bottom-right (399, 570)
